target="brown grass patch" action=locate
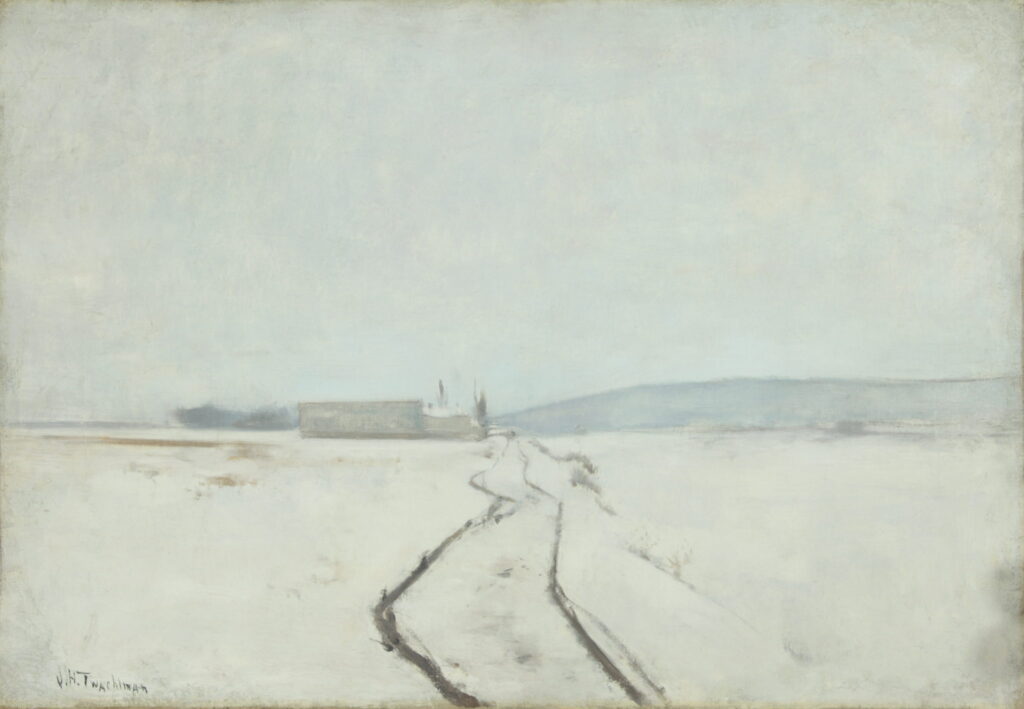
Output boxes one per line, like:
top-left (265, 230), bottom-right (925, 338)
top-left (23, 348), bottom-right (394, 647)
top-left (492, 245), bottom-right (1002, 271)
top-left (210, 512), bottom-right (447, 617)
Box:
top-left (42, 435), bottom-right (273, 450)
top-left (332, 456), bottom-right (401, 465)
top-left (203, 475), bottom-right (256, 488)
top-left (227, 443), bottom-right (271, 460)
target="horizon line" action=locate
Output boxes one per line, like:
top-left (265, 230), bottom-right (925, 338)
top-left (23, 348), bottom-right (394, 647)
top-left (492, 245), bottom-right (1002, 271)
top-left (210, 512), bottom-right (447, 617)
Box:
top-left (4, 374), bottom-right (1020, 426)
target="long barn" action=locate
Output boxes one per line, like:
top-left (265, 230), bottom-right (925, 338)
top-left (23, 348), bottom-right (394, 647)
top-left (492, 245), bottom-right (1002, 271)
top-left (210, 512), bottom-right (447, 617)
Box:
top-left (298, 400), bottom-right (482, 439)
top-left (299, 400), bottom-right (423, 438)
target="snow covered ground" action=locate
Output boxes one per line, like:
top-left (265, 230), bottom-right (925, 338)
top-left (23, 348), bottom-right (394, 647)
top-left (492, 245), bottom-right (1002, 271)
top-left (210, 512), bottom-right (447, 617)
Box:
top-left (0, 425), bottom-right (1020, 707)
top-left (542, 428), bottom-right (1024, 707)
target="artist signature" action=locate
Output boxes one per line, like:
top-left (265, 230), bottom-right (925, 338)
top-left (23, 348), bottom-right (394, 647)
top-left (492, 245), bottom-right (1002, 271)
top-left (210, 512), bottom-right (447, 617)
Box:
top-left (56, 667), bottom-right (149, 695)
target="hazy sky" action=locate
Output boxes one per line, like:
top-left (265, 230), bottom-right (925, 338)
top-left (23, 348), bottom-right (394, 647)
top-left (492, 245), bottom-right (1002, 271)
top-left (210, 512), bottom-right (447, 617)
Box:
top-left (2, 0), bottom-right (1021, 421)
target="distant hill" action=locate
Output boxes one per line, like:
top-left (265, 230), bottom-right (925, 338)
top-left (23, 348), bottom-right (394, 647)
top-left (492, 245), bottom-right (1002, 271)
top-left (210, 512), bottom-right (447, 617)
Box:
top-left (494, 378), bottom-right (1022, 435)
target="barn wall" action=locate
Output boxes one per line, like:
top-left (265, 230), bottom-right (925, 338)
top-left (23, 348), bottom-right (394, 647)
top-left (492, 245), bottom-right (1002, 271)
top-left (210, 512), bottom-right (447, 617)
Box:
top-left (423, 414), bottom-right (482, 440)
top-left (299, 401), bottom-right (425, 438)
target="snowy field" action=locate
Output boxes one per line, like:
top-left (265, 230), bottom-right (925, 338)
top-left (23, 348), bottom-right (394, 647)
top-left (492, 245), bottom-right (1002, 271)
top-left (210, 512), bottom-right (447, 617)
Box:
top-left (0, 425), bottom-right (1021, 707)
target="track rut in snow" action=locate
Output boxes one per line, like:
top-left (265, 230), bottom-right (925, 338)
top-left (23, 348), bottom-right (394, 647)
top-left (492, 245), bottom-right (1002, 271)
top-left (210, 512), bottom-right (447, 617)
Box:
top-left (373, 436), bottom-right (663, 706)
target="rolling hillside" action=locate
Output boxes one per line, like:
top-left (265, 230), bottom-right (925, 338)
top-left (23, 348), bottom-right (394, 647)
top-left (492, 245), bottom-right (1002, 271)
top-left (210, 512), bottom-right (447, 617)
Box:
top-left (495, 378), bottom-right (1022, 435)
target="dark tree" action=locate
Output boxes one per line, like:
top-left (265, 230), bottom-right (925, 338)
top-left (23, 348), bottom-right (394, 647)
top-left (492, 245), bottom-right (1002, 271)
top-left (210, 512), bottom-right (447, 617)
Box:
top-left (174, 404), bottom-right (242, 428)
top-left (174, 404), bottom-right (297, 430)
top-left (475, 390), bottom-right (488, 425)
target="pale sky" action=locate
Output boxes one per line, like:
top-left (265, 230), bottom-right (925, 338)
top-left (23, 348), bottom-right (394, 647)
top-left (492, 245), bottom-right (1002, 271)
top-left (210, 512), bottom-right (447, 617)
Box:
top-left (1, 0), bottom-right (1021, 422)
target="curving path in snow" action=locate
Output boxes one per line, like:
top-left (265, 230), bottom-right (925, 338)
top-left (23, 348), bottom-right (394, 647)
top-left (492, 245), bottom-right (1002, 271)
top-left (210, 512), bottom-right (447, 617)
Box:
top-left (373, 434), bottom-right (791, 706)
